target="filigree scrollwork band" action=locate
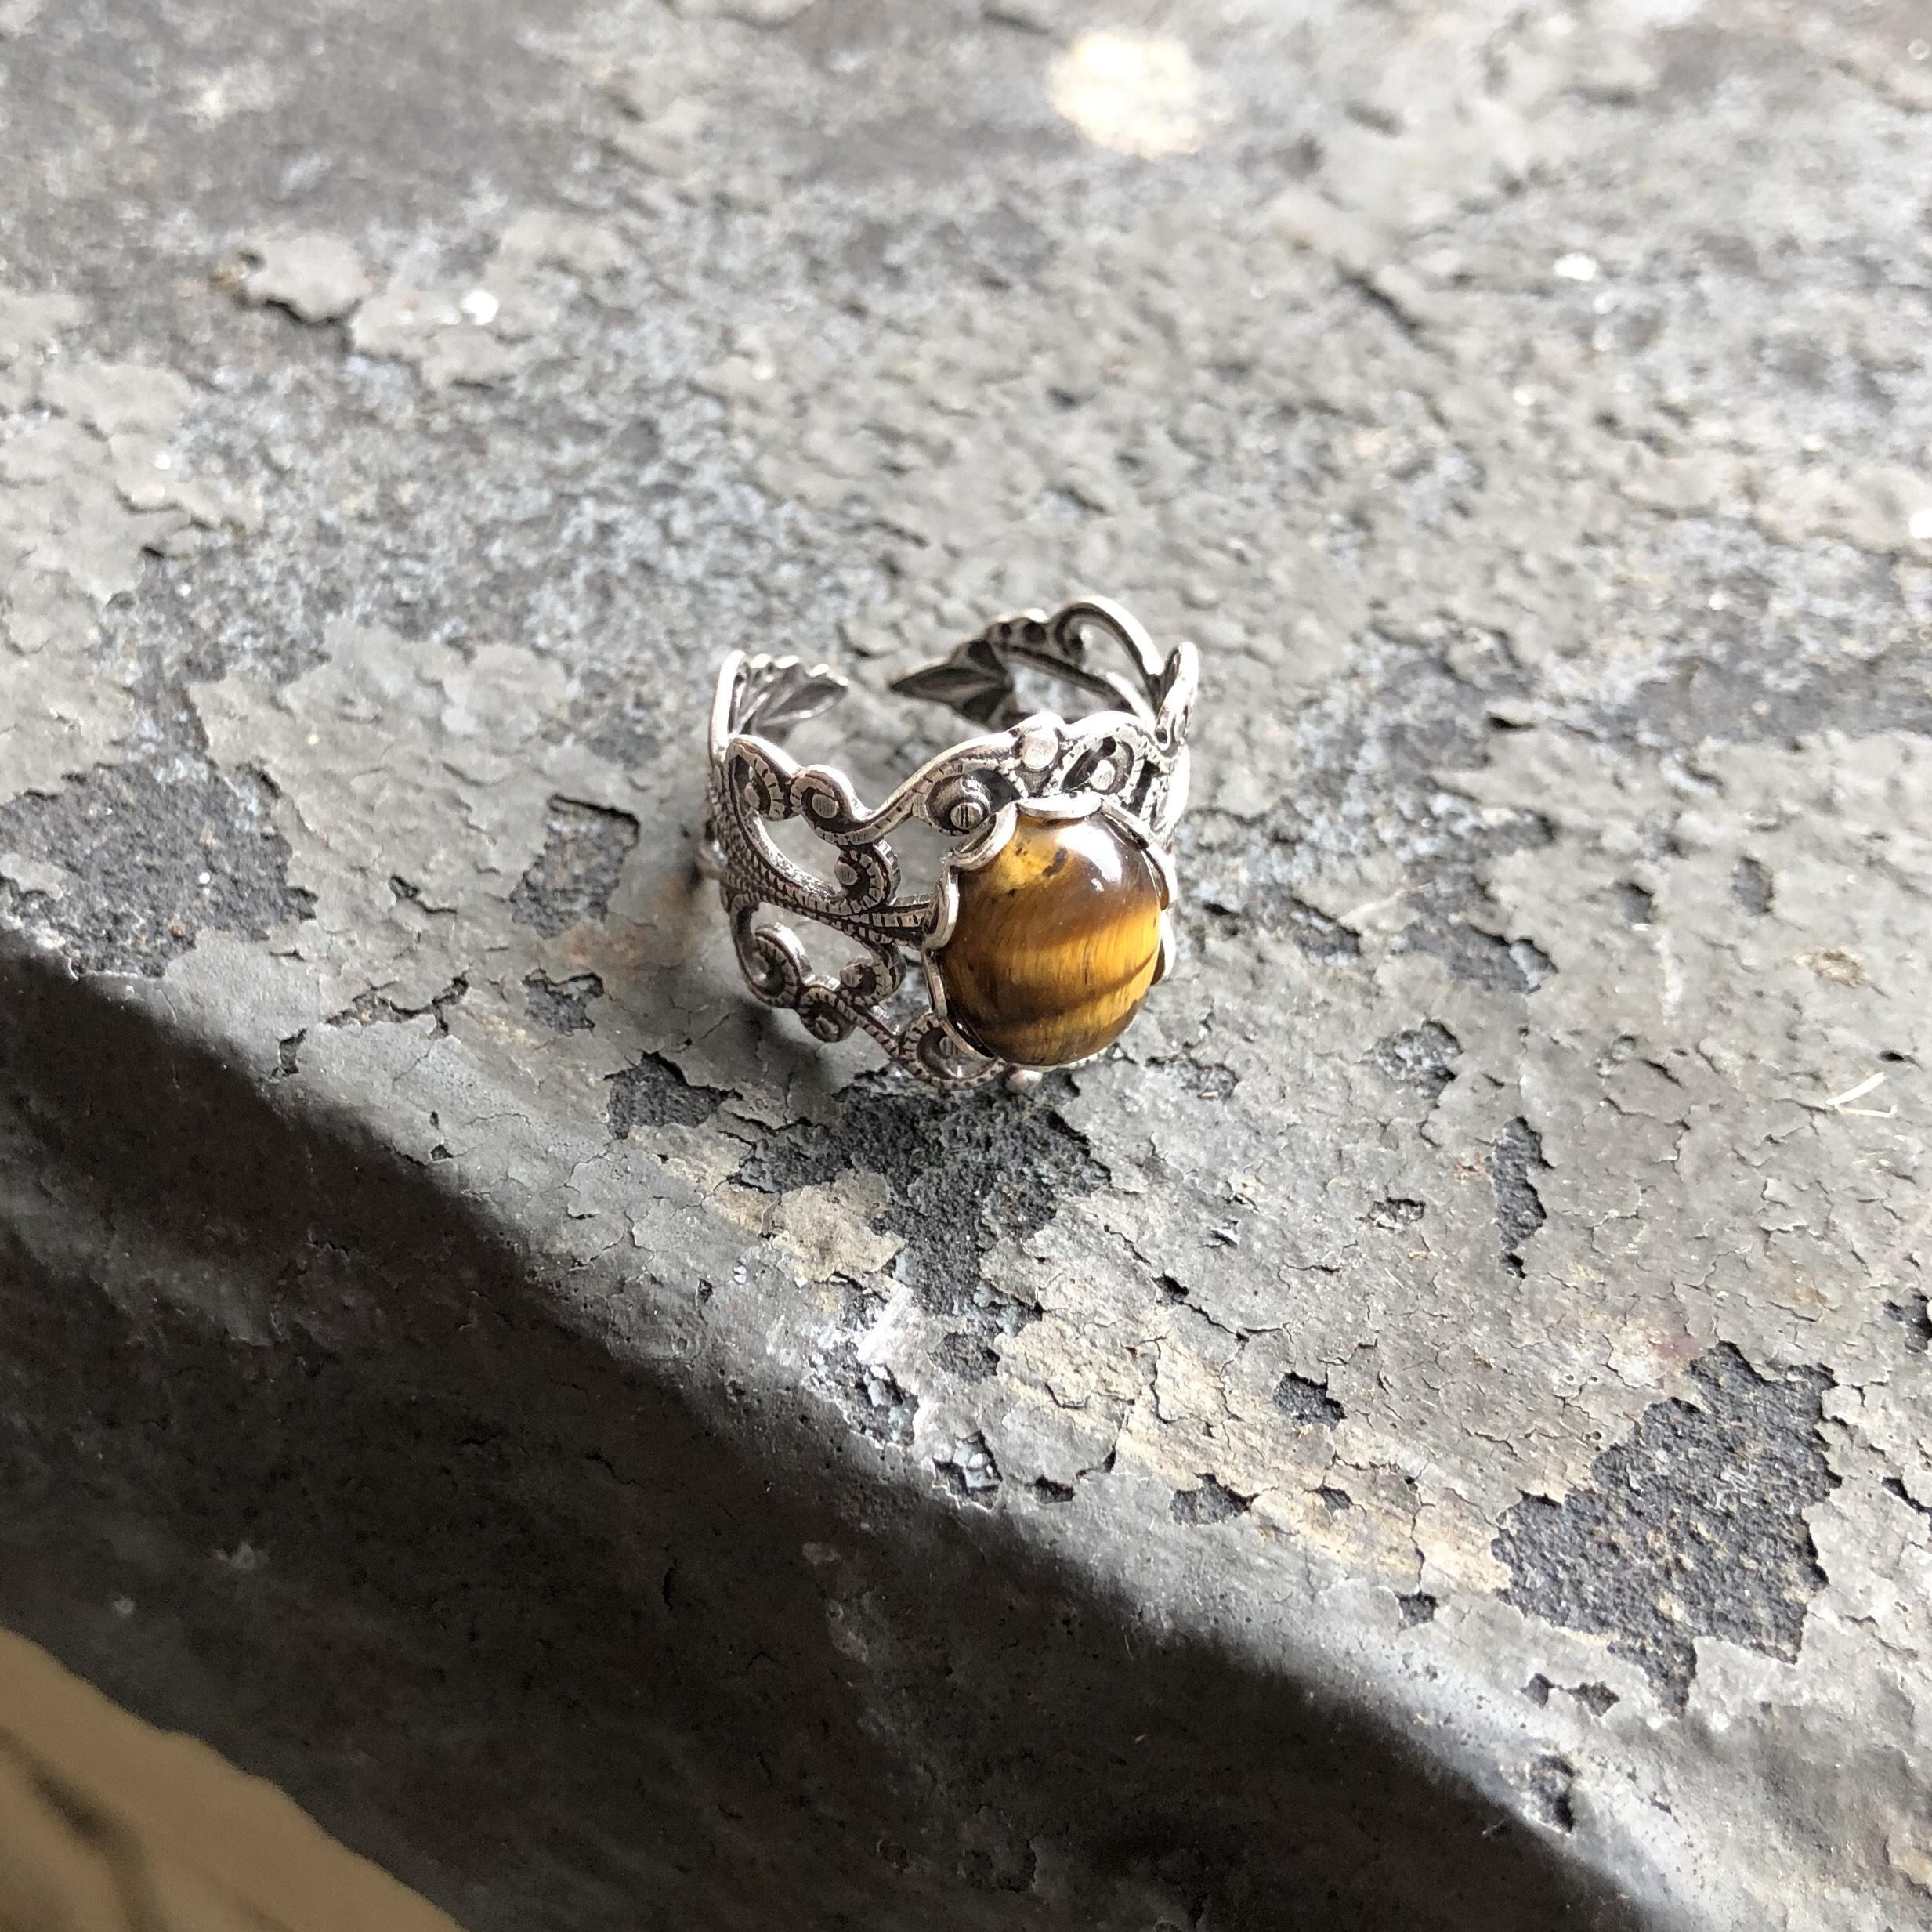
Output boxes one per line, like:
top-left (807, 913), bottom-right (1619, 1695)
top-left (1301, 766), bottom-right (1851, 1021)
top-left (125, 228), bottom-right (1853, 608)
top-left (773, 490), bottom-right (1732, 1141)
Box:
top-left (700, 597), bottom-right (1197, 1089)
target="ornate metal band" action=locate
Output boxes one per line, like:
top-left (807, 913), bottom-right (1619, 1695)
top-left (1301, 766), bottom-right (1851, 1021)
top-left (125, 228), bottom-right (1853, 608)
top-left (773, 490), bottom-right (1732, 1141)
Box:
top-left (699, 597), bottom-right (1197, 1088)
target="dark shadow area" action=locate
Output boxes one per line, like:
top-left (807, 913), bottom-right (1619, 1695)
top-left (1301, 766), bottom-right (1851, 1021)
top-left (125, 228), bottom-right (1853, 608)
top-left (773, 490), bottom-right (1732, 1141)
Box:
top-left (0, 941), bottom-right (1642, 1931)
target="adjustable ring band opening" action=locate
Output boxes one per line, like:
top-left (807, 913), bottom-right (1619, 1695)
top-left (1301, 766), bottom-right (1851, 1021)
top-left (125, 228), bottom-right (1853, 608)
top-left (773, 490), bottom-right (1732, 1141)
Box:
top-left (699, 597), bottom-right (1198, 1090)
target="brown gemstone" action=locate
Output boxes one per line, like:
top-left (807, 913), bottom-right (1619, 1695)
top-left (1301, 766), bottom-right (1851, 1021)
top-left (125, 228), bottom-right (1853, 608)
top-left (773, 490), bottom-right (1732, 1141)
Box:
top-left (936, 809), bottom-right (1165, 1069)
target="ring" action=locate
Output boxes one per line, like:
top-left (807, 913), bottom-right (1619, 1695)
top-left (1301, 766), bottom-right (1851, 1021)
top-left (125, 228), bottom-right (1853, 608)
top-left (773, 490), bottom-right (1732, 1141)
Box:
top-left (700, 598), bottom-right (1198, 1089)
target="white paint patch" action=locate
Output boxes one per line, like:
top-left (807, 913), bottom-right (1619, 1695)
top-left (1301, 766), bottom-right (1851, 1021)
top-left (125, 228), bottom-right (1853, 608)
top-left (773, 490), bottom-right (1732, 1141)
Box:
top-left (241, 234), bottom-right (372, 325)
top-left (1755, 465), bottom-right (1932, 557)
top-left (0, 298), bottom-right (260, 801)
top-left (1653, 926), bottom-right (1684, 1018)
top-left (185, 60), bottom-right (279, 126)
top-left (764, 1172), bottom-right (902, 1283)
top-left (0, 851), bottom-right (71, 899)
top-left (1050, 33), bottom-right (1207, 159)
top-left (1553, 251), bottom-right (1599, 282)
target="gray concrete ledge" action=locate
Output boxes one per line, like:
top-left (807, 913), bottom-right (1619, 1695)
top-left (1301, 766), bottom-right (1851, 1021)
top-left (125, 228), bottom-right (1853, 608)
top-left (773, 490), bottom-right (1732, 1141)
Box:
top-left (2, 0), bottom-right (1929, 1926)
top-left (0, 943), bottom-right (1635, 1930)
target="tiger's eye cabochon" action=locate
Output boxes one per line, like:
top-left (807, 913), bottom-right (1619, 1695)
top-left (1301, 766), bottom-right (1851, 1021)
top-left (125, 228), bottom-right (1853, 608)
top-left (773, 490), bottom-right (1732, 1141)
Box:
top-left (936, 810), bottom-right (1165, 1069)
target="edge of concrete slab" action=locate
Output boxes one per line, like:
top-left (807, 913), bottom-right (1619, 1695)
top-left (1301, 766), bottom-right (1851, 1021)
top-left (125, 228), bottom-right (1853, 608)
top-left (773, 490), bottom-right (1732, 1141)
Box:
top-left (0, 935), bottom-right (1655, 1930)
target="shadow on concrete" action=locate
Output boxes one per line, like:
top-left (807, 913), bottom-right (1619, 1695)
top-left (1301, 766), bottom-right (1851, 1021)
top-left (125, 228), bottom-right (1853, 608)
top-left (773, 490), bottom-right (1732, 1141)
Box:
top-left (0, 942), bottom-right (1641, 1931)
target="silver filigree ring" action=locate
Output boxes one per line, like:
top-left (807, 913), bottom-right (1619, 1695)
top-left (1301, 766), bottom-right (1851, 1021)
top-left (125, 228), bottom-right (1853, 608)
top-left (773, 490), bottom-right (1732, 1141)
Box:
top-left (699, 597), bottom-right (1197, 1090)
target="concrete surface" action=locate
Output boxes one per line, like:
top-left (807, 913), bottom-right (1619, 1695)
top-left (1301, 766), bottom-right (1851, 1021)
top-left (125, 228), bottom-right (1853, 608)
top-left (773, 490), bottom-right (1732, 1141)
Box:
top-left (1, 0), bottom-right (1929, 1927)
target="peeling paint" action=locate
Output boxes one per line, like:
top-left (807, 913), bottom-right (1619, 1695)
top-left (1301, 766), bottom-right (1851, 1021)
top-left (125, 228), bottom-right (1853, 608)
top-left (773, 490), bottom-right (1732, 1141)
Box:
top-left (3, 0), bottom-right (1932, 1923)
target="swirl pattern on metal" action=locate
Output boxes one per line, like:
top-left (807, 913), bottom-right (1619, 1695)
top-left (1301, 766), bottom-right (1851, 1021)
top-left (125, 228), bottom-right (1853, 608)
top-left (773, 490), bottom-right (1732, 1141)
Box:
top-left (700, 598), bottom-right (1197, 1087)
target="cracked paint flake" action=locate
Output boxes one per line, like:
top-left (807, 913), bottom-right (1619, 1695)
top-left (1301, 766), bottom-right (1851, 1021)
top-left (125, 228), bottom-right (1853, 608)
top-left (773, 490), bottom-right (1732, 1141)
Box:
top-left (189, 620), bottom-right (638, 1015)
top-left (2, 290), bottom-right (263, 805)
top-left (241, 233), bottom-right (373, 325)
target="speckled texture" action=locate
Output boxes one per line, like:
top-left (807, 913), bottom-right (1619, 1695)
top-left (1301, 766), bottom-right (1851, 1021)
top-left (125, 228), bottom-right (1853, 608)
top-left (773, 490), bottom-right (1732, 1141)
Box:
top-left (2, 0), bottom-right (1930, 1927)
